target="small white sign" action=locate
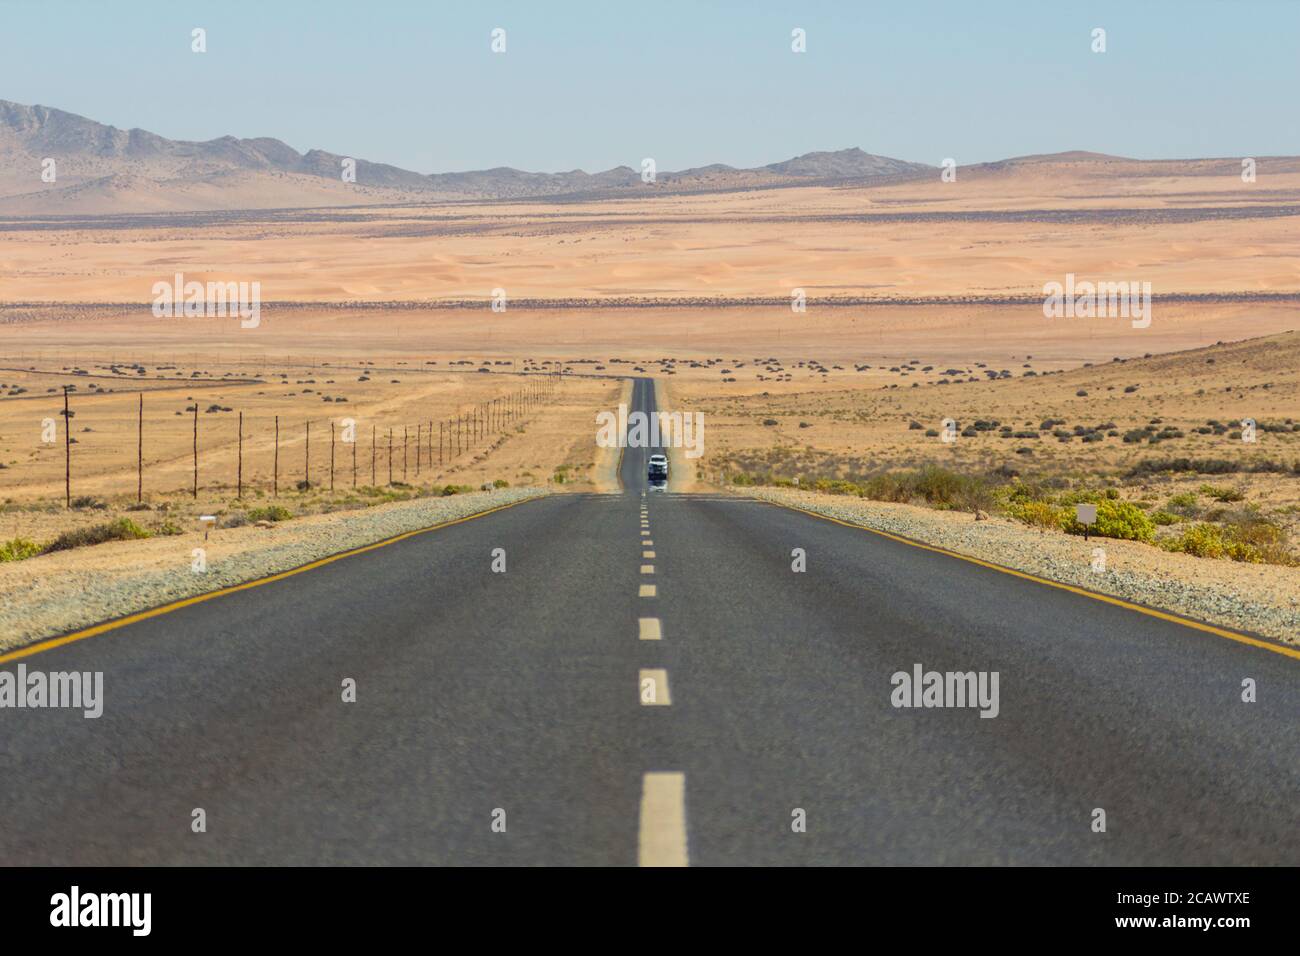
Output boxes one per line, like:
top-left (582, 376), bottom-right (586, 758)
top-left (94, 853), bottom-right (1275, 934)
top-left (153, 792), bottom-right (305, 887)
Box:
top-left (1075, 503), bottom-right (1098, 525)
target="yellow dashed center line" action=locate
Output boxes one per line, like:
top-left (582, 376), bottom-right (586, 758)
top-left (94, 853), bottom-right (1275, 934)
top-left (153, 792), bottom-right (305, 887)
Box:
top-left (640, 564), bottom-right (655, 574)
top-left (639, 584), bottom-right (657, 597)
top-left (638, 617), bottom-right (662, 641)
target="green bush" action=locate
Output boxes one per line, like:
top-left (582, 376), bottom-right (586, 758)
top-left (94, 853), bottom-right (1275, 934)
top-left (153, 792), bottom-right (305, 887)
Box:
top-left (246, 505), bottom-right (293, 522)
top-left (1199, 484), bottom-right (1245, 503)
top-left (0, 537), bottom-right (43, 562)
top-left (43, 518), bottom-right (151, 553)
top-left (1006, 500), bottom-right (1068, 531)
top-left (1064, 500), bottom-right (1156, 542)
top-left (1160, 517), bottom-right (1291, 564)
top-left (1162, 523), bottom-right (1228, 559)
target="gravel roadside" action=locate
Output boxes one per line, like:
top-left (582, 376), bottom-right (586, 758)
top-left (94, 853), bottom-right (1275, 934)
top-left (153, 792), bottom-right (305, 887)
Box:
top-left (740, 486), bottom-right (1300, 646)
top-left (0, 487), bottom-right (548, 653)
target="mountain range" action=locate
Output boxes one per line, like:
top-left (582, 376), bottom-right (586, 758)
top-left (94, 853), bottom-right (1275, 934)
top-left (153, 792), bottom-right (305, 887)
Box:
top-left (0, 99), bottom-right (936, 214)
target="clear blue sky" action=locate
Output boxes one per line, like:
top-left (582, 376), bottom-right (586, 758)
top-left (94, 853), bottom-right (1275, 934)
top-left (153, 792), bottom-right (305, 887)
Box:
top-left (3, 0), bottom-right (1297, 173)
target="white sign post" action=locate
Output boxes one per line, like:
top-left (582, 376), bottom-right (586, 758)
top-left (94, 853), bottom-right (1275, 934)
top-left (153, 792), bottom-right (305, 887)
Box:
top-left (1075, 503), bottom-right (1098, 541)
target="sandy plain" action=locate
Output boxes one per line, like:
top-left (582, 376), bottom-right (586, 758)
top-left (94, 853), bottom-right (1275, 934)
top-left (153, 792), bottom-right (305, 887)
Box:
top-left (0, 153), bottom-right (1296, 569)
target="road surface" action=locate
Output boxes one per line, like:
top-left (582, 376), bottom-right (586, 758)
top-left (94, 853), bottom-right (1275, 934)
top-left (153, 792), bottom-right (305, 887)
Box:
top-left (1, 377), bottom-right (1296, 865)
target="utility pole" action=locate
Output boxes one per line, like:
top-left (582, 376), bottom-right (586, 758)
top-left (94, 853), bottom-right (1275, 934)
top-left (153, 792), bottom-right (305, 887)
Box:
top-left (192, 403), bottom-right (198, 498)
top-left (137, 392), bottom-right (143, 504)
top-left (63, 386), bottom-right (71, 507)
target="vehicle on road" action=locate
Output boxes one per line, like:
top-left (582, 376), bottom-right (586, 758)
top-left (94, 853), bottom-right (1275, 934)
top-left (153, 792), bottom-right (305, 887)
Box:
top-left (648, 453), bottom-right (669, 481)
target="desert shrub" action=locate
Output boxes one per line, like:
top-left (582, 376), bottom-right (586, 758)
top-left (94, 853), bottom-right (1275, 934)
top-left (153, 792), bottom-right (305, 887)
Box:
top-left (1199, 484), bottom-right (1245, 503)
top-left (155, 519), bottom-right (184, 536)
top-left (1163, 523), bottom-right (1226, 558)
top-left (43, 518), bottom-right (151, 553)
top-left (246, 505), bottom-right (293, 522)
top-left (1006, 500), bottom-right (1068, 531)
top-left (493, 479), bottom-right (510, 488)
top-left (1126, 458), bottom-right (1259, 477)
top-left (1150, 510), bottom-right (1181, 526)
top-left (0, 537), bottom-right (43, 562)
top-left (1064, 500), bottom-right (1155, 542)
top-left (1160, 519), bottom-right (1295, 563)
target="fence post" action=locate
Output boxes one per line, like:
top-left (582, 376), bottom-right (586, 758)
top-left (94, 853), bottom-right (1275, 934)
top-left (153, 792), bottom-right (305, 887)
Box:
top-left (372, 424), bottom-right (377, 486)
top-left (274, 415), bottom-right (279, 497)
top-left (403, 425), bottom-right (408, 482)
top-left (439, 420), bottom-right (444, 467)
top-left (192, 403), bottom-right (198, 499)
top-left (237, 410), bottom-right (244, 499)
top-left (387, 428), bottom-right (393, 484)
top-left (415, 423), bottom-right (421, 477)
top-left (352, 431), bottom-right (357, 488)
top-left (330, 420), bottom-right (335, 492)
top-left (137, 391), bottom-right (143, 503)
top-left (305, 421), bottom-right (311, 489)
top-left (63, 386), bottom-right (71, 507)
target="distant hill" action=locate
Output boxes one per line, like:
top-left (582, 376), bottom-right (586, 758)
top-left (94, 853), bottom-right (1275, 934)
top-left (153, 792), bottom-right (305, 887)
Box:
top-left (0, 99), bottom-right (934, 213)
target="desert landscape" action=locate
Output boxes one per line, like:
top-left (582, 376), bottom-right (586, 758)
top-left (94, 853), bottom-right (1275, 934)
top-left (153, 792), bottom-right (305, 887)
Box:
top-left (2, 102), bottom-right (1297, 609)
top-left (3, 0), bottom-right (1300, 890)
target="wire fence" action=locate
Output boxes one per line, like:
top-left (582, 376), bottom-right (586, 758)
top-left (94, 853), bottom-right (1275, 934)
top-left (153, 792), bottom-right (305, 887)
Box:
top-left (33, 373), bottom-right (563, 505)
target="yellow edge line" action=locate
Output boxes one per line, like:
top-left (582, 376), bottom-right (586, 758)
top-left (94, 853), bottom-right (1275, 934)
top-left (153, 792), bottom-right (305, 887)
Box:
top-left (0, 496), bottom-right (540, 666)
top-left (765, 499), bottom-right (1300, 662)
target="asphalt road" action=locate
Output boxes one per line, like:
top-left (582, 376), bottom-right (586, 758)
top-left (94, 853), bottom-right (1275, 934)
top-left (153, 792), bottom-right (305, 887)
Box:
top-left (1, 377), bottom-right (1296, 865)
